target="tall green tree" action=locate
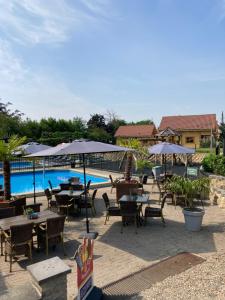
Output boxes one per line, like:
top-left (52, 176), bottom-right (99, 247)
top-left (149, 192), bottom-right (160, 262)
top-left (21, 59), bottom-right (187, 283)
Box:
top-left (0, 101), bottom-right (23, 138)
top-left (0, 135), bottom-right (26, 199)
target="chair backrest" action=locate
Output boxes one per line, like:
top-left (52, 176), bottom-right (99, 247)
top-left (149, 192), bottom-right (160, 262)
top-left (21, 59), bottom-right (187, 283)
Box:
top-left (10, 197), bottom-right (26, 216)
top-left (48, 180), bottom-right (53, 191)
top-left (86, 180), bottom-right (91, 192)
top-left (102, 193), bottom-right (110, 209)
top-left (120, 201), bottom-right (137, 216)
top-left (116, 182), bottom-right (139, 202)
top-left (91, 189), bottom-right (97, 203)
top-left (60, 183), bottom-right (71, 190)
top-left (44, 188), bottom-right (52, 200)
top-left (55, 194), bottom-right (71, 206)
top-left (47, 216), bottom-right (66, 237)
top-left (10, 223), bottom-right (33, 244)
top-left (71, 184), bottom-right (84, 191)
top-left (161, 193), bottom-right (167, 210)
top-left (0, 207), bottom-right (15, 219)
top-left (70, 177), bottom-right (80, 184)
top-left (109, 175), bottom-right (114, 184)
top-left (142, 175), bottom-right (148, 184)
top-left (0, 201), bottom-right (11, 208)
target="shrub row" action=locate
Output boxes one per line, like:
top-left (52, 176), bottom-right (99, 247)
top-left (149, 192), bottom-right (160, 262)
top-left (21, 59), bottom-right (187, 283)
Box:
top-left (202, 154), bottom-right (225, 176)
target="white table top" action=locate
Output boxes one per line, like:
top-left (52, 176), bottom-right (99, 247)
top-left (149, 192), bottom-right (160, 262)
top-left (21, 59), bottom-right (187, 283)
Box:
top-left (119, 194), bottom-right (149, 204)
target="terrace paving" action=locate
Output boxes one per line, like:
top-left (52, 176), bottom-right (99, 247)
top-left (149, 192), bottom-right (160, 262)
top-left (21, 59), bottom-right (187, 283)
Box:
top-left (1, 171), bottom-right (225, 299)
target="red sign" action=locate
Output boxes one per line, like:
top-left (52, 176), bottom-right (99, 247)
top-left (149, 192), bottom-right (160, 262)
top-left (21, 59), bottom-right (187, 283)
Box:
top-left (75, 238), bottom-right (94, 300)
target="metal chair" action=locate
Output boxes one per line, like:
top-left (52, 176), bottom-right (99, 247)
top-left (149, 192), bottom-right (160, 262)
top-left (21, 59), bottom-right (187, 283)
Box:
top-left (4, 223), bottom-right (33, 272)
top-left (102, 193), bottom-right (121, 224)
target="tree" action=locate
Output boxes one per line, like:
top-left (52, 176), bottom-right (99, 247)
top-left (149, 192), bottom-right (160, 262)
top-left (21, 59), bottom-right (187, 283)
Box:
top-left (0, 135), bottom-right (26, 199)
top-left (0, 101), bottom-right (23, 138)
top-left (87, 114), bottom-right (106, 130)
top-left (128, 119), bottom-right (154, 125)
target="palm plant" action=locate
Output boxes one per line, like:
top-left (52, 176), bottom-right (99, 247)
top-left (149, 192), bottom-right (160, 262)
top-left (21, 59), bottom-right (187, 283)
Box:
top-left (0, 135), bottom-right (26, 199)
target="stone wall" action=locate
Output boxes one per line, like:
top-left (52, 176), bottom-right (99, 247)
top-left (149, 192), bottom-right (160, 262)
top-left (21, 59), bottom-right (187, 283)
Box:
top-left (209, 175), bottom-right (225, 208)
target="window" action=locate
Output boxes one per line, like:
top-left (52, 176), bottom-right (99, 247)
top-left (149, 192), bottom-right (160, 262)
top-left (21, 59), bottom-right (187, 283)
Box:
top-left (186, 137), bottom-right (194, 143)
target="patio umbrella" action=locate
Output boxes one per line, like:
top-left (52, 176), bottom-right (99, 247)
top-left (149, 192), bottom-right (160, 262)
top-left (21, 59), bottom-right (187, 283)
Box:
top-left (17, 142), bottom-right (52, 155)
top-left (16, 143), bottom-right (52, 203)
top-left (25, 140), bottom-right (132, 238)
top-left (148, 142), bottom-right (195, 174)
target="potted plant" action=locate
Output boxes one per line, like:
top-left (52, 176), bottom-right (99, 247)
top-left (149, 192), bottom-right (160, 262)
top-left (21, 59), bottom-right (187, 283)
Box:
top-left (182, 178), bottom-right (205, 231)
top-left (25, 208), bottom-right (34, 219)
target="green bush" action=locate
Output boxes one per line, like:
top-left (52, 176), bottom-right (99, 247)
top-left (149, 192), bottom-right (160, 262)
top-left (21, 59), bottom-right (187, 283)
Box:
top-left (202, 154), bottom-right (225, 176)
top-left (136, 159), bottom-right (153, 174)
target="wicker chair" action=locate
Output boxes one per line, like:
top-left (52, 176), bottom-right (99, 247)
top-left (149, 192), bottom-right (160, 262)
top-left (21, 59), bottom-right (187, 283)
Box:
top-left (44, 188), bottom-right (57, 210)
top-left (78, 189), bottom-right (97, 216)
top-left (102, 193), bottom-right (120, 224)
top-left (109, 175), bottom-right (118, 193)
top-left (4, 223), bottom-right (33, 272)
top-left (144, 193), bottom-right (167, 226)
top-left (120, 201), bottom-right (139, 234)
top-left (0, 207), bottom-right (15, 256)
top-left (48, 180), bottom-right (60, 195)
top-left (55, 194), bottom-right (74, 220)
top-left (86, 180), bottom-right (91, 195)
top-left (9, 197), bottom-right (26, 216)
top-left (116, 182), bottom-right (140, 203)
top-left (59, 183), bottom-right (71, 191)
top-left (37, 216), bottom-right (66, 256)
top-left (69, 177), bottom-right (80, 184)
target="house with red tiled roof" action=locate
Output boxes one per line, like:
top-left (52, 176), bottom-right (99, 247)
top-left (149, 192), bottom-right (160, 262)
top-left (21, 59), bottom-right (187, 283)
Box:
top-left (158, 114), bottom-right (218, 148)
top-left (114, 124), bottom-right (158, 146)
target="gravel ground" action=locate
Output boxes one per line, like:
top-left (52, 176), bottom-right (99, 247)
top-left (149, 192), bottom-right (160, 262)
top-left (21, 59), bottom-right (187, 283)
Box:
top-left (136, 253), bottom-right (225, 300)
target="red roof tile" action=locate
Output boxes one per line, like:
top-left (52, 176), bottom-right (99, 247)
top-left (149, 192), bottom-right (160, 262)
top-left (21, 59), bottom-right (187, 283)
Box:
top-left (115, 124), bottom-right (157, 138)
top-left (159, 114), bottom-right (218, 131)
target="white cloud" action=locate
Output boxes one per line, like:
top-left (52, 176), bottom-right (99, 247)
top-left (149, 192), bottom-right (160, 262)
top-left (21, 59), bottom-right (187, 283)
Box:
top-left (0, 0), bottom-right (112, 45)
top-left (0, 39), bottom-right (27, 82)
top-left (0, 38), bottom-right (101, 120)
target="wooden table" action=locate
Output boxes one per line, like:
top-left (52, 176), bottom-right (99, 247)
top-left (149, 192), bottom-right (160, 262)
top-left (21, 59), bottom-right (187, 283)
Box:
top-left (0, 210), bottom-right (58, 231)
top-left (119, 194), bottom-right (149, 204)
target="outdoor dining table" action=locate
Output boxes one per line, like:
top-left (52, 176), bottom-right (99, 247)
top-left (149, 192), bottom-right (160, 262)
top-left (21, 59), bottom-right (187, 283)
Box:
top-left (119, 194), bottom-right (149, 204)
top-left (0, 210), bottom-right (58, 232)
top-left (57, 190), bottom-right (84, 197)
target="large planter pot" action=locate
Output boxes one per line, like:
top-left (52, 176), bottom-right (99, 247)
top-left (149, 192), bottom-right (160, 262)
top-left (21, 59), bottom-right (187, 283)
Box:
top-left (182, 208), bottom-right (205, 231)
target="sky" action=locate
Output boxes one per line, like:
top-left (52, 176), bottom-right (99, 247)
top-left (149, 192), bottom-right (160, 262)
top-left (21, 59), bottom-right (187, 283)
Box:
top-left (0, 0), bottom-right (225, 126)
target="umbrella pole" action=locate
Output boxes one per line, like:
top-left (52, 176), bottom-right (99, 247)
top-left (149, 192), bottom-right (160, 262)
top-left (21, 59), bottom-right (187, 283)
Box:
top-left (79, 154), bottom-right (98, 239)
top-left (82, 154), bottom-right (89, 233)
top-left (33, 160), bottom-right (36, 204)
top-left (164, 154), bottom-right (167, 175)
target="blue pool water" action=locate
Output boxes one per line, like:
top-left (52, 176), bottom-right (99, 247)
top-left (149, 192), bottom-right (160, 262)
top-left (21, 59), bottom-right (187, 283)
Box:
top-left (0, 169), bottom-right (108, 194)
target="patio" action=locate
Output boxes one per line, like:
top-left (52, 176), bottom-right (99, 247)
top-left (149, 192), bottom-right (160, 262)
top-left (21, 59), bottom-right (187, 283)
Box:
top-left (1, 170), bottom-right (225, 299)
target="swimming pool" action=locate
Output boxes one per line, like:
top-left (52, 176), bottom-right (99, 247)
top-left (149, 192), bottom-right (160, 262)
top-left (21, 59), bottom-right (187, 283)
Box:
top-left (0, 169), bottom-right (108, 195)
top-left (0, 161), bottom-right (33, 169)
